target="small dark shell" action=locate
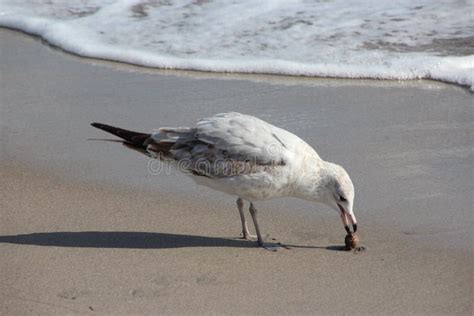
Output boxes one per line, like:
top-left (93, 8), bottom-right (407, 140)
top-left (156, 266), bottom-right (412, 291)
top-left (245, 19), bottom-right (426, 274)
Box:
top-left (345, 233), bottom-right (360, 250)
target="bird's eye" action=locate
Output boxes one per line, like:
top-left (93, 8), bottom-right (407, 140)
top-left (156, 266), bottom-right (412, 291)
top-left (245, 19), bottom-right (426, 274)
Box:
top-left (339, 195), bottom-right (347, 202)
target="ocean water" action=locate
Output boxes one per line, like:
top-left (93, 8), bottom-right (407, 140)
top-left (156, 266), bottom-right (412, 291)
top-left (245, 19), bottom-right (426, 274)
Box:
top-left (1, 0), bottom-right (473, 89)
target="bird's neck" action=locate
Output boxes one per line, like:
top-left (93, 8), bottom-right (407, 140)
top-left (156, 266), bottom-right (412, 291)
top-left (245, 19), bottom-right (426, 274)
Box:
top-left (290, 160), bottom-right (332, 203)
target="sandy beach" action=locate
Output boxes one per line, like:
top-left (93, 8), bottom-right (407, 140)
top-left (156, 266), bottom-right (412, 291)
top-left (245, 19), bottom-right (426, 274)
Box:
top-left (1, 28), bottom-right (473, 315)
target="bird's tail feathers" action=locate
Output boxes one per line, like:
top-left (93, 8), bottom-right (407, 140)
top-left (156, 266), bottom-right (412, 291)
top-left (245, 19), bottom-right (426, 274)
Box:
top-left (91, 122), bottom-right (150, 145)
top-left (91, 122), bottom-right (173, 158)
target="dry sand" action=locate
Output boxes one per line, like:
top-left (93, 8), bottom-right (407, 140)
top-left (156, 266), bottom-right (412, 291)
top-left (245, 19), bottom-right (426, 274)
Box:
top-left (1, 28), bottom-right (473, 315)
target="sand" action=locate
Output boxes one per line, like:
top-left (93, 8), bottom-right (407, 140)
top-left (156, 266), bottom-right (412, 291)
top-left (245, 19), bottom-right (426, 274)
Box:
top-left (1, 28), bottom-right (473, 315)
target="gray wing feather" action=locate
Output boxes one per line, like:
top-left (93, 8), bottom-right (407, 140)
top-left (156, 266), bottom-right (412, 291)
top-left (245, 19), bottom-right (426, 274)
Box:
top-left (195, 112), bottom-right (287, 164)
top-left (149, 112), bottom-right (291, 177)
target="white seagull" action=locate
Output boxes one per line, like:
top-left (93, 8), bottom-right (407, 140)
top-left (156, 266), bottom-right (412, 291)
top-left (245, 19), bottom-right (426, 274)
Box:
top-left (91, 112), bottom-right (357, 249)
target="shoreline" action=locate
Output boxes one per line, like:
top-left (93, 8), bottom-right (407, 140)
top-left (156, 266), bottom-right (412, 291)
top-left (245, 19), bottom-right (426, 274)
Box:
top-left (1, 28), bottom-right (473, 314)
top-left (1, 27), bottom-right (471, 93)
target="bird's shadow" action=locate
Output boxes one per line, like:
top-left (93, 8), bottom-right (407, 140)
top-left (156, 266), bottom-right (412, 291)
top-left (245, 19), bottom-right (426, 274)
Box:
top-left (0, 231), bottom-right (347, 251)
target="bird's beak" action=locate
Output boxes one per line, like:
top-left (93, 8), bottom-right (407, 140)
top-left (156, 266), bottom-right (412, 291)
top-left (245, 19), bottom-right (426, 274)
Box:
top-left (337, 204), bottom-right (357, 234)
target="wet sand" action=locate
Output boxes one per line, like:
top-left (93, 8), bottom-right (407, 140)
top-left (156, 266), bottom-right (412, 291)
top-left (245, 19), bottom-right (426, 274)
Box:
top-left (1, 28), bottom-right (473, 315)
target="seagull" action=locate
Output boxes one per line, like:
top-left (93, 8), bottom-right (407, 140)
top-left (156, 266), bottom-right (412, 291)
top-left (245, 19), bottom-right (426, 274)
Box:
top-left (91, 112), bottom-right (357, 249)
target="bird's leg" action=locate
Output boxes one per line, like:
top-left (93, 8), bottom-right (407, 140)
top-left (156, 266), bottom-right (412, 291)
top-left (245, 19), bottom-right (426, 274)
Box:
top-left (249, 203), bottom-right (266, 248)
top-left (249, 203), bottom-right (289, 251)
top-left (236, 198), bottom-right (256, 240)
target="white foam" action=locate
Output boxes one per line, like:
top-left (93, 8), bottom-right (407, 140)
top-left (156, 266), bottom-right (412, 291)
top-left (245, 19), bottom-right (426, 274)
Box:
top-left (1, 0), bottom-right (473, 89)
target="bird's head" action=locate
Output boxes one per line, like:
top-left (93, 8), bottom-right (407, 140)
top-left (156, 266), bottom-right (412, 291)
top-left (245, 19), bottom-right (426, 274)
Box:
top-left (318, 162), bottom-right (357, 234)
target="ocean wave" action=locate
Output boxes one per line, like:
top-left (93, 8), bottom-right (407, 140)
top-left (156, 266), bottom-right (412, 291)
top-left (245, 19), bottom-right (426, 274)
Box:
top-left (1, 0), bottom-right (472, 89)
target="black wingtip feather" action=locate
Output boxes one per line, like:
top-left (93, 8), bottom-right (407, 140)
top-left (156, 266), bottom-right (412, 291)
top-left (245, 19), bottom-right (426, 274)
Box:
top-left (90, 122), bottom-right (151, 145)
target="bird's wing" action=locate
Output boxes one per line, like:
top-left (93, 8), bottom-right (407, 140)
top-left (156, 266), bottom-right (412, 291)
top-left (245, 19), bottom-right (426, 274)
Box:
top-left (149, 112), bottom-right (306, 177)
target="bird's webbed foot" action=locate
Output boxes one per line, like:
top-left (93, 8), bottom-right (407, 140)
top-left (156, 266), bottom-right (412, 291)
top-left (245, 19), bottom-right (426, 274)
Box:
top-left (258, 242), bottom-right (291, 251)
top-left (240, 231), bottom-right (257, 240)
top-left (256, 236), bottom-right (291, 251)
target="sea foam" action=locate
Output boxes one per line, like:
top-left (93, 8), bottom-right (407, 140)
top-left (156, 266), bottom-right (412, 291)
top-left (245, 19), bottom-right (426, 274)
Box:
top-left (1, 0), bottom-right (473, 89)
